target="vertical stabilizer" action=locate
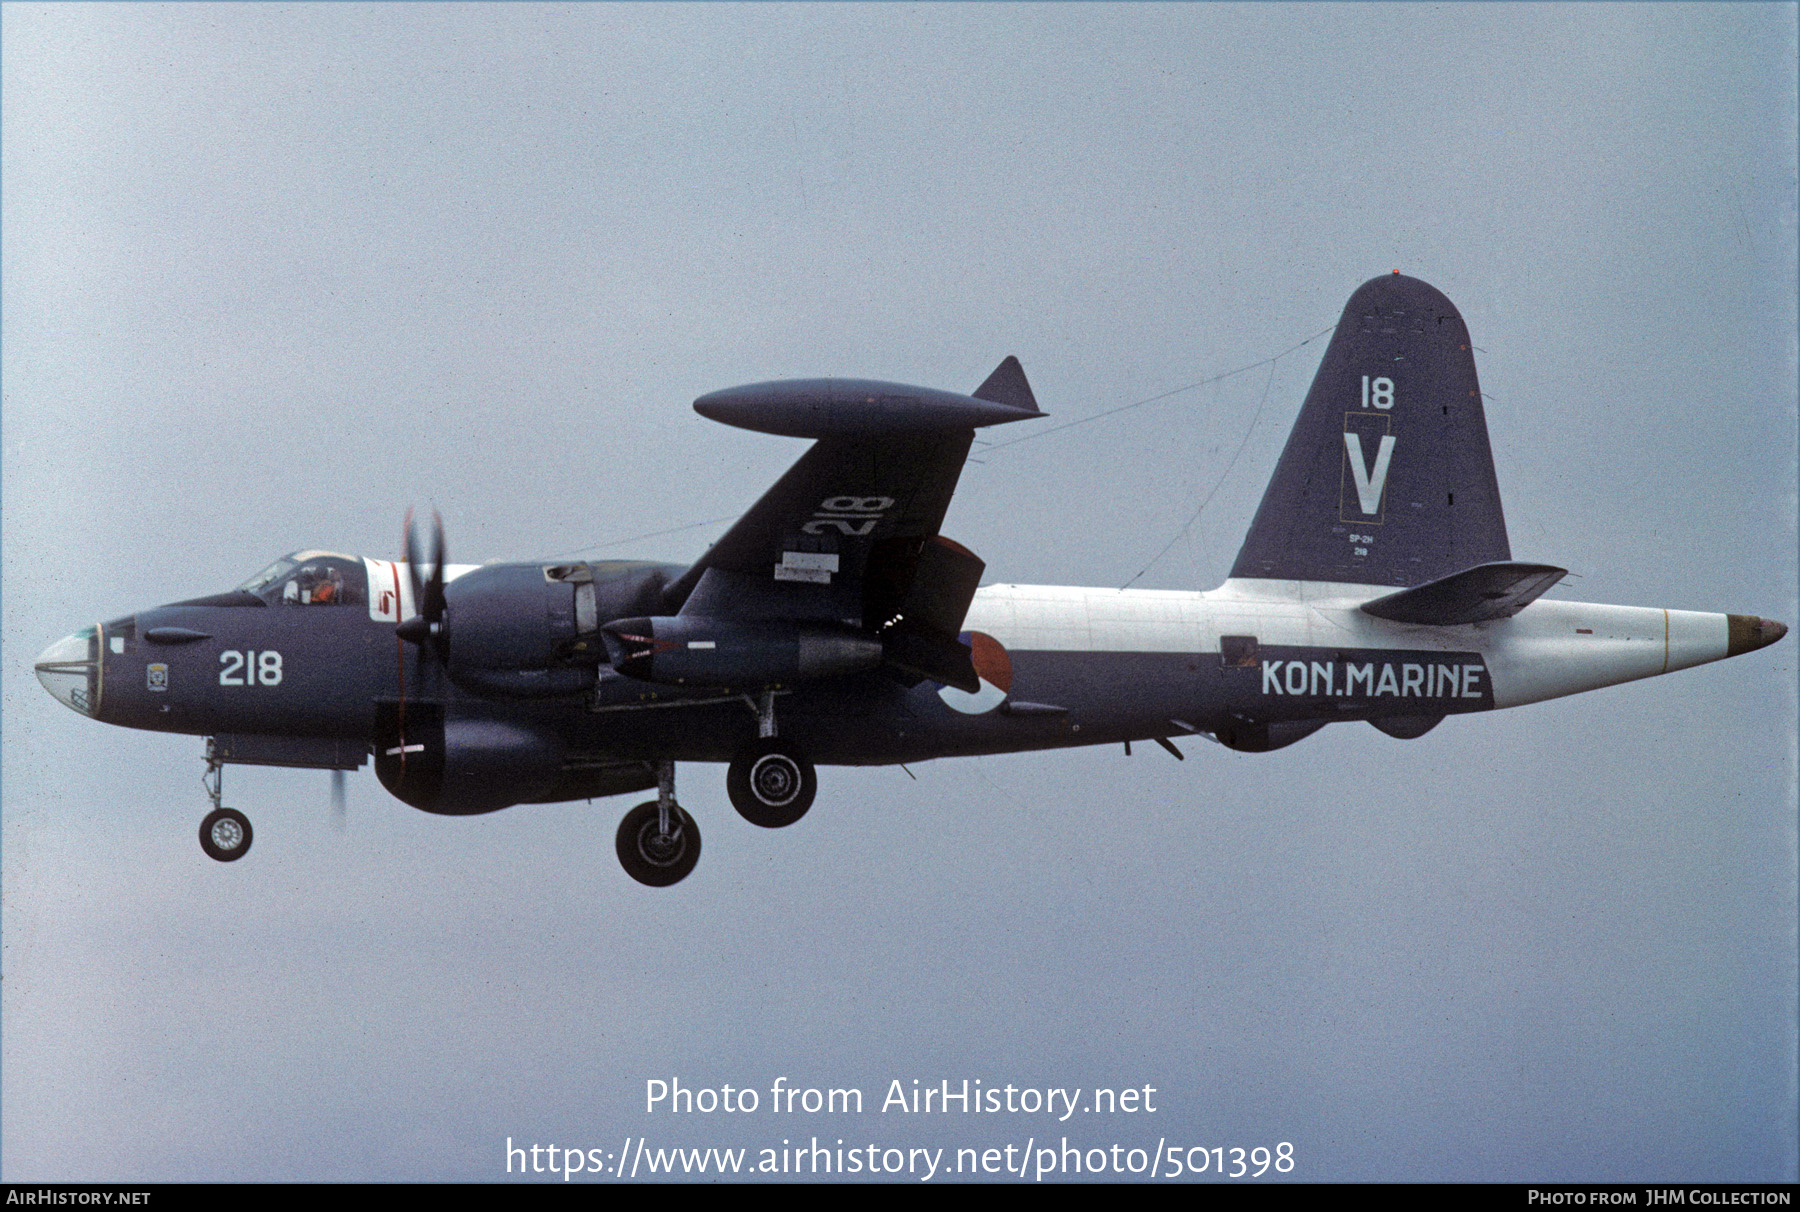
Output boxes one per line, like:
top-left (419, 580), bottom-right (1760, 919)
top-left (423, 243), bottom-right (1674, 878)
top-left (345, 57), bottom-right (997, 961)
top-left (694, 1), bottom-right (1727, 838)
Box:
top-left (1230, 274), bottom-right (1510, 588)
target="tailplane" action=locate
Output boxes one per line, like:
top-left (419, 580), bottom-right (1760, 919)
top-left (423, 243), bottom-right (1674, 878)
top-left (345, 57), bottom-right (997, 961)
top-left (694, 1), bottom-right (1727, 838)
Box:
top-left (1231, 274), bottom-right (1510, 588)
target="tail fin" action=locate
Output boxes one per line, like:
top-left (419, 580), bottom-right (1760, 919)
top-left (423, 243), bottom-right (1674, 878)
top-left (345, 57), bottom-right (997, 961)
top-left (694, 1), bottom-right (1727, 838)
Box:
top-left (1230, 274), bottom-right (1510, 588)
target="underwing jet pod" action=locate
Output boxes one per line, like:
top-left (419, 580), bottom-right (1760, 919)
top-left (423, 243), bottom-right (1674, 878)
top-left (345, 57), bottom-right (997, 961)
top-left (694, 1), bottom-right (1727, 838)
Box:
top-left (36, 275), bottom-right (1786, 885)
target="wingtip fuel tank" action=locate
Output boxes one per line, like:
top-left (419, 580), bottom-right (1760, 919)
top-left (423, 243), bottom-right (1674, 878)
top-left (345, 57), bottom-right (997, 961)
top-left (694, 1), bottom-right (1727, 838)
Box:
top-left (694, 370), bottom-right (1042, 439)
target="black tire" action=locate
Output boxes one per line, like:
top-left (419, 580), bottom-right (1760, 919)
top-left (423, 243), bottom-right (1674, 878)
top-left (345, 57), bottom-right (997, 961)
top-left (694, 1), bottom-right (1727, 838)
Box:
top-left (616, 801), bottom-right (701, 887)
top-left (199, 807), bottom-right (253, 862)
top-left (726, 739), bottom-right (816, 828)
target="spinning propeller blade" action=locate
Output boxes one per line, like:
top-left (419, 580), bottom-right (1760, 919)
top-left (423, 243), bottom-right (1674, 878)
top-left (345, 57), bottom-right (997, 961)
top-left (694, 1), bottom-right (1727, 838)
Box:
top-left (425, 510), bottom-right (445, 621)
top-left (396, 508), bottom-right (448, 654)
top-left (402, 506), bottom-right (424, 617)
top-left (392, 508), bottom-right (450, 783)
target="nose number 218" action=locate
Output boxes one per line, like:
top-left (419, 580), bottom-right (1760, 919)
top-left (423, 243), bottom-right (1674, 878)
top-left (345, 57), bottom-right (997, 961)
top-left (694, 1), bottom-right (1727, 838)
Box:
top-left (219, 650), bottom-right (284, 686)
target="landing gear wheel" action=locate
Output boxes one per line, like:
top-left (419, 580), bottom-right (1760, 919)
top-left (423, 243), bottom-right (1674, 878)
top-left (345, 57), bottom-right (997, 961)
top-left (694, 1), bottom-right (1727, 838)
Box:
top-left (727, 739), bottom-right (816, 828)
top-left (616, 801), bottom-right (701, 887)
top-left (199, 807), bottom-right (253, 862)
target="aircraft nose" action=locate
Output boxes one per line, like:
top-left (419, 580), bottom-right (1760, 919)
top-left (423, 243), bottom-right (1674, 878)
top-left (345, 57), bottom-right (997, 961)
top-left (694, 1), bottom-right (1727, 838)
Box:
top-left (1726, 615), bottom-right (1788, 657)
top-left (34, 627), bottom-right (100, 717)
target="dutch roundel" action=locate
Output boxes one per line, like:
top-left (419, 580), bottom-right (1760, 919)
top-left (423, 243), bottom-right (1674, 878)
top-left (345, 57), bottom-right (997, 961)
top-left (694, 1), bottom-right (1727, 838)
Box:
top-left (936, 632), bottom-right (1013, 714)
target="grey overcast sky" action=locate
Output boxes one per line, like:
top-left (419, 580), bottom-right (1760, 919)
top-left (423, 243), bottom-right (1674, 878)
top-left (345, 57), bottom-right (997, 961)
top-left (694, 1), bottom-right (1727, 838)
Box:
top-left (4, 2), bottom-right (1795, 1183)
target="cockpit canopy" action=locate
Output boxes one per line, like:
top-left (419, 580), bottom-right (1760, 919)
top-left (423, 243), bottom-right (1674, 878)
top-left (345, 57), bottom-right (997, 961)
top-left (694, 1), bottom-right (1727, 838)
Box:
top-left (237, 551), bottom-right (367, 608)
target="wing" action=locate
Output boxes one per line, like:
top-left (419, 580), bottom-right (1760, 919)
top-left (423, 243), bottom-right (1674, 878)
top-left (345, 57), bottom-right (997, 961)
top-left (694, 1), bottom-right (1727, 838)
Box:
top-left (666, 428), bottom-right (974, 620)
top-left (662, 365), bottom-right (1040, 689)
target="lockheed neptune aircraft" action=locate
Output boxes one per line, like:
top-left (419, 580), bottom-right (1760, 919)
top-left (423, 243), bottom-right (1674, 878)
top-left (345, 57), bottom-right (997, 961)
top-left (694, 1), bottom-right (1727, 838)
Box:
top-left (36, 275), bottom-right (1787, 886)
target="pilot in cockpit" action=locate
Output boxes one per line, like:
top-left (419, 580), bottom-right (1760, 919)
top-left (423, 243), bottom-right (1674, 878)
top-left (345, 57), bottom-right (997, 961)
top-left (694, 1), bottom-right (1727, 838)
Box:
top-left (283, 563), bottom-right (346, 606)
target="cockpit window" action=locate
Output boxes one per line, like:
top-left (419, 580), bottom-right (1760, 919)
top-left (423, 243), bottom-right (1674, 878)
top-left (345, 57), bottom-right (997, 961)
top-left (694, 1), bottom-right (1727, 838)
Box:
top-left (238, 551), bottom-right (366, 607)
top-left (237, 557), bottom-right (298, 596)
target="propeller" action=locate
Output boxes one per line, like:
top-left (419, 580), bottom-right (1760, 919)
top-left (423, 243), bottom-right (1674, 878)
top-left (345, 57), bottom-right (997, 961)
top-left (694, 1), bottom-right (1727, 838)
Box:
top-left (331, 768), bottom-right (347, 833)
top-left (396, 508), bottom-right (447, 655)
top-left (390, 508), bottom-right (448, 790)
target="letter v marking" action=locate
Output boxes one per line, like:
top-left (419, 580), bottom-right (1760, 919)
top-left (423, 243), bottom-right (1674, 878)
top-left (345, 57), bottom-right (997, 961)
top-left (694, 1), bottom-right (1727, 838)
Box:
top-left (1344, 432), bottom-right (1397, 516)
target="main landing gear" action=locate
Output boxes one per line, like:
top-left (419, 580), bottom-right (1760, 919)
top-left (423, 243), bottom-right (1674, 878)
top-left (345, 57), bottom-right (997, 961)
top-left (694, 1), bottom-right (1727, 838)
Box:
top-left (726, 691), bottom-right (815, 828)
top-left (613, 693), bottom-right (819, 886)
top-left (616, 760), bottom-right (701, 887)
top-left (198, 744), bottom-right (253, 862)
top-left (727, 740), bottom-right (816, 828)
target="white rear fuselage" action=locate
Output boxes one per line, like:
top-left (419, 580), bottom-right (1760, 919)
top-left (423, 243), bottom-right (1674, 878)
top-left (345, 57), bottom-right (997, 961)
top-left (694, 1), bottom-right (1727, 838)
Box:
top-left (965, 579), bottom-right (1733, 712)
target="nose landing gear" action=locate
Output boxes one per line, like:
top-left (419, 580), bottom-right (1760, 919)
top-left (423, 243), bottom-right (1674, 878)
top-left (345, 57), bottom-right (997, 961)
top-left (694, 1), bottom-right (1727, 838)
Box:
top-left (200, 807), bottom-right (253, 862)
top-left (198, 744), bottom-right (253, 862)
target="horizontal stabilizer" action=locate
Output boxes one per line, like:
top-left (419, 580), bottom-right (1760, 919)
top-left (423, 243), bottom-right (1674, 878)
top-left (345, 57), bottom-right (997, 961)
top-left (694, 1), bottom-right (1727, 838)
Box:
top-left (1360, 561), bottom-right (1566, 625)
top-left (971, 356), bottom-right (1039, 413)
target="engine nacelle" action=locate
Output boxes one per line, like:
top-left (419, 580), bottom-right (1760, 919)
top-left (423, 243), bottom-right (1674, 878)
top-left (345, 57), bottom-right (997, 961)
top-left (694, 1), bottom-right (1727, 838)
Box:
top-left (435, 561), bottom-right (680, 699)
top-left (374, 703), bottom-right (564, 815)
top-left (602, 615), bottom-right (883, 688)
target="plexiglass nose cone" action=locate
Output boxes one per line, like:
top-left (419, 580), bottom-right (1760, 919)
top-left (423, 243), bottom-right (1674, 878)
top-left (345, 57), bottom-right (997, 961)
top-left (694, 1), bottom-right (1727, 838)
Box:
top-left (35, 628), bottom-right (99, 717)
